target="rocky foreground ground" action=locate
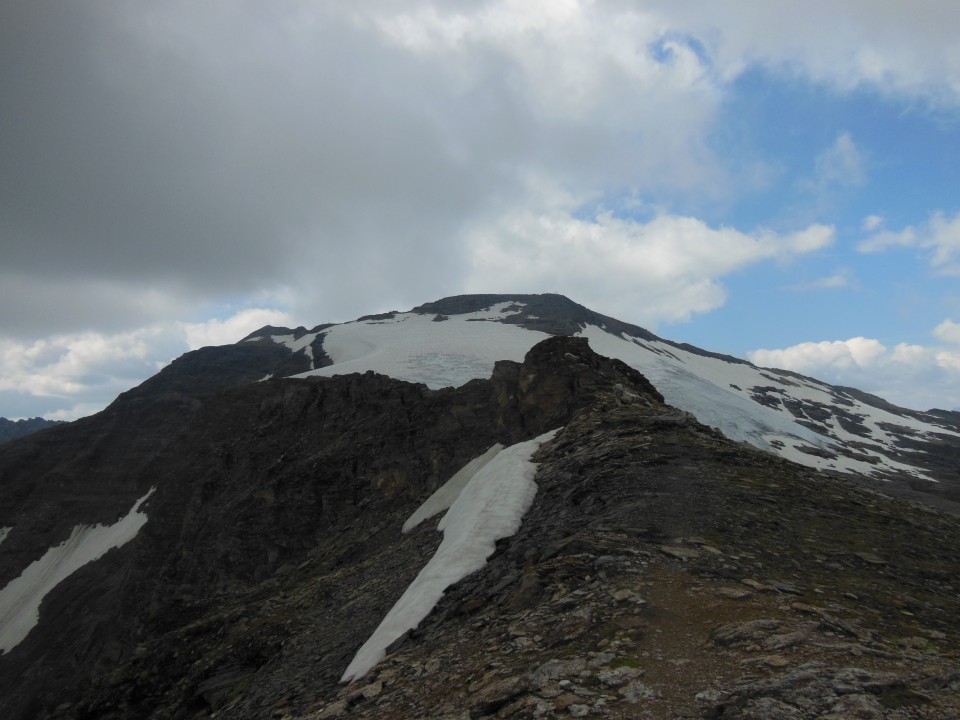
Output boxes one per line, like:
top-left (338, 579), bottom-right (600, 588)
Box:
top-left (291, 401), bottom-right (960, 718)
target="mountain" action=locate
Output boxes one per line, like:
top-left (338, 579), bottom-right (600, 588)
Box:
top-left (243, 293), bottom-right (960, 511)
top-left (1, 294), bottom-right (959, 719)
top-left (0, 417), bottom-right (65, 445)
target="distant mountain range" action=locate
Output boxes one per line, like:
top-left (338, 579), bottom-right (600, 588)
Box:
top-left (0, 417), bottom-right (63, 445)
top-left (1, 294), bottom-right (958, 719)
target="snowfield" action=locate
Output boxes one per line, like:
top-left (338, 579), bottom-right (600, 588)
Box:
top-left (249, 301), bottom-right (958, 481)
top-left (575, 326), bottom-right (944, 479)
top-left (341, 430), bottom-right (558, 683)
top-left (0, 488), bottom-right (155, 654)
top-left (289, 304), bottom-right (551, 387)
top-left (269, 332), bottom-right (315, 361)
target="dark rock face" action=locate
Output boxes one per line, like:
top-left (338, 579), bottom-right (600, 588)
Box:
top-left (0, 337), bottom-right (662, 719)
top-left (412, 293), bottom-right (752, 365)
top-left (294, 371), bottom-right (960, 720)
top-left (413, 293), bottom-right (663, 345)
top-left (118, 341), bottom-right (313, 401)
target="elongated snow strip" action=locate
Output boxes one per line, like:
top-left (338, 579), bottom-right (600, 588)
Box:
top-left (341, 429), bottom-right (559, 683)
top-left (0, 527), bottom-right (9, 546)
top-left (0, 488), bottom-right (155, 654)
top-left (402, 443), bottom-right (505, 533)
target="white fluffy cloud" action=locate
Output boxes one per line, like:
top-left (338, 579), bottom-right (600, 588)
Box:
top-left (0, 328), bottom-right (172, 421)
top-left (372, 1), bottom-right (960, 106)
top-left (180, 308), bottom-right (294, 350)
top-left (858, 211), bottom-right (960, 274)
top-left (0, 308), bottom-right (290, 420)
top-left (749, 338), bottom-right (887, 373)
top-left (749, 323), bottom-right (960, 411)
top-left (465, 198), bottom-right (834, 326)
top-left (934, 319), bottom-right (960, 344)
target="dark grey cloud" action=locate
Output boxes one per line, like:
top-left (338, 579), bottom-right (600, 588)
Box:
top-left (7, 1), bottom-right (960, 419)
top-left (1, 2), bottom-right (502, 335)
top-left (2, 1), bottom-right (736, 341)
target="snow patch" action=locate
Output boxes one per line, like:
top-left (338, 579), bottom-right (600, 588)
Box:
top-left (341, 429), bottom-right (558, 683)
top-left (576, 326), bottom-right (938, 480)
top-left (0, 488), bottom-right (155, 654)
top-left (297, 305), bottom-right (549, 389)
top-left (270, 333), bottom-right (317, 364)
top-left (0, 528), bottom-right (9, 546)
top-left (403, 444), bottom-right (505, 533)
top-left (578, 326), bottom-right (826, 451)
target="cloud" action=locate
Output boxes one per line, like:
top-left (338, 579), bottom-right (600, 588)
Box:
top-left (749, 337), bottom-right (887, 372)
top-left (3, 1), bottom-right (958, 342)
top-left (934, 319), bottom-right (960, 344)
top-left (0, 308), bottom-right (289, 420)
top-left (857, 226), bottom-right (919, 252)
top-left (465, 197), bottom-right (834, 326)
top-left (858, 211), bottom-right (960, 274)
top-left (810, 132), bottom-right (867, 189)
top-left (0, 327), bottom-right (174, 402)
top-left (180, 308), bottom-right (294, 350)
top-left (927, 213), bottom-right (960, 274)
top-left (787, 270), bottom-right (854, 291)
top-left (646, 0), bottom-right (960, 104)
top-left (0, 0), bottom-right (733, 341)
top-left (748, 324), bottom-right (960, 411)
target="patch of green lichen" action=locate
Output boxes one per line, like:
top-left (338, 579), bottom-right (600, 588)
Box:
top-left (608, 656), bottom-right (644, 669)
top-left (879, 685), bottom-right (933, 709)
top-left (222, 676), bottom-right (253, 708)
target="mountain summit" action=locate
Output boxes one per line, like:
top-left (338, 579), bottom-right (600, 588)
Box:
top-left (1, 294), bottom-right (959, 719)
top-left (242, 294), bottom-right (960, 505)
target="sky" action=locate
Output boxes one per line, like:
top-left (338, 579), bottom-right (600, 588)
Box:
top-left (2, 0), bottom-right (960, 420)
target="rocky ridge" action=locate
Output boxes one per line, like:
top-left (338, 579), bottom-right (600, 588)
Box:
top-left (0, 335), bottom-right (958, 719)
top-left (0, 337), bottom-right (656, 718)
top-left (0, 417), bottom-right (64, 445)
top-left (292, 373), bottom-right (960, 719)
top-left (246, 294), bottom-right (960, 506)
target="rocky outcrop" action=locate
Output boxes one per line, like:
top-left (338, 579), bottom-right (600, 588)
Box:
top-left (1, 335), bottom-right (959, 719)
top-left (0, 337), bottom-right (663, 719)
top-left (285, 381), bottom-right (960, 720)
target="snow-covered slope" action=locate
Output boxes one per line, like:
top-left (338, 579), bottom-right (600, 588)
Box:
top-left (244, 296), bottom-right (960, 483)
top-left (341, 430), bottom-right (557, 683)
top-left (0, 488), bottom-right (154, 654)
top-left (277, 303), bottom-right (551, 388)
